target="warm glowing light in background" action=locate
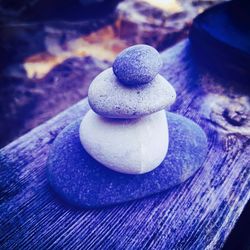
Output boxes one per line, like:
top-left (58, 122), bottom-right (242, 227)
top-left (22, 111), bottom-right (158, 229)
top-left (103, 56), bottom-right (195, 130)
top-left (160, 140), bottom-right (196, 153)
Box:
top-left (24, 26), bottom-right (127, 79)
top-left (23, 0), bottom-right (200, 79)
top-left (141, 0), bottom-right (182, 13)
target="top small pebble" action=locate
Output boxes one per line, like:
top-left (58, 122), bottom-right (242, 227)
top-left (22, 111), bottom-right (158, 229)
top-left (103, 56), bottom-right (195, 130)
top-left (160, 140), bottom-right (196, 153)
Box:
top-left (113, 44), bottom-right (163, 86)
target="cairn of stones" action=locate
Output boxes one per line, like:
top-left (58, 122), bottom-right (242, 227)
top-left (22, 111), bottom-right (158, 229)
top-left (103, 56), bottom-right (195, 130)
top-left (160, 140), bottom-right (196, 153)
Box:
top-left (79, 45), bottom-right (176, 174)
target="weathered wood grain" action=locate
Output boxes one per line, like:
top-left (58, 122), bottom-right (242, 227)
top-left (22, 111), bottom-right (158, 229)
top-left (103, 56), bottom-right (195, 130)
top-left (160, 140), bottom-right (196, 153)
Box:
top-left (0, 40), bottom-right (249, 250)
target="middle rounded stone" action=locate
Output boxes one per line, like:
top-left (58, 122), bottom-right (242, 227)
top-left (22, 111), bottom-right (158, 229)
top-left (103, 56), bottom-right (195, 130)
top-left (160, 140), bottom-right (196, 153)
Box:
top-left (88, 68), bottom-right (176, 119)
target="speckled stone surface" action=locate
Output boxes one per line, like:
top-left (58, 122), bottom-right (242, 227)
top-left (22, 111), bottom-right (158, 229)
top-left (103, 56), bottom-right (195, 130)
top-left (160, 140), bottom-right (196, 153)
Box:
top-left (88, 68), bottom-right (176, 118)
top-left (113, 44), bottom-right (162, 86)
top-left (47, 111), bottom-right (207, 208)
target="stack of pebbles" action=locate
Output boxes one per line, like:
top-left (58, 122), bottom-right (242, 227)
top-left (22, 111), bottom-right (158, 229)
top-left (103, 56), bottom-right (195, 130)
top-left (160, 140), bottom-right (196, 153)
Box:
top-left (80, 45), bottom-right (176, 174)
top-left (47, 44), bottom-right (208, 208)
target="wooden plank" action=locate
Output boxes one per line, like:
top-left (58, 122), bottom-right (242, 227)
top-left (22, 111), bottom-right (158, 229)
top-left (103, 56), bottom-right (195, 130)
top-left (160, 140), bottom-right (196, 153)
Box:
top-left (0, 40), bottom-right (249, 250)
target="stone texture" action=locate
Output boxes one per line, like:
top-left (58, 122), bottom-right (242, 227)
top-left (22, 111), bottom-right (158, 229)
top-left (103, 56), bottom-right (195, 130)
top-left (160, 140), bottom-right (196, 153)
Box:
top-left (88, 68), bottom-right (176, 118)
top-left (113, 44), bottom-right (162, 86)
top-left (80, 110), bottom-right (169, 174)
top-left (47, 111), bottom-right (208, 208)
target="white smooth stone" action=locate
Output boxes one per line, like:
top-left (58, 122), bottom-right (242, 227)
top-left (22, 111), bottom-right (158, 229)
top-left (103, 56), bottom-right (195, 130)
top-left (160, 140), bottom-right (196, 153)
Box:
top-left (79, 110), bottom-right (169, 174)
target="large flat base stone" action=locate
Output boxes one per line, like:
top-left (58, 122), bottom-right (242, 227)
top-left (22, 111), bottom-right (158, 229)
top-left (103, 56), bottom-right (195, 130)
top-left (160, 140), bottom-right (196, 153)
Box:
top-left (47, 111), bottom-right (207, 208)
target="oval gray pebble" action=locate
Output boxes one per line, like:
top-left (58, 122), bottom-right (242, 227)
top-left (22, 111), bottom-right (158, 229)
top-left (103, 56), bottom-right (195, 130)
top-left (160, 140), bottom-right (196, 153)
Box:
top-left (113, 44), bottom-right (163, 86)
top-left (88, 68), bottom-right (176, 119)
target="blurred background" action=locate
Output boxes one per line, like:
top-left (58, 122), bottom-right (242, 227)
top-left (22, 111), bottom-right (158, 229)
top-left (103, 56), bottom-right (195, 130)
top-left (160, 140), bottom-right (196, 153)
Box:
top-left (0, 0), bottom-right (226, 148)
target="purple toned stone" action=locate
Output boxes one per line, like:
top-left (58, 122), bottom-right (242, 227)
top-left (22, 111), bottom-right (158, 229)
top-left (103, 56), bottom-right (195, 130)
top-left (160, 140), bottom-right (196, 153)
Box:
top-left (47, 111), bottom-right (207, 208)
top-left (113, 44), bottom-right (162, 86)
